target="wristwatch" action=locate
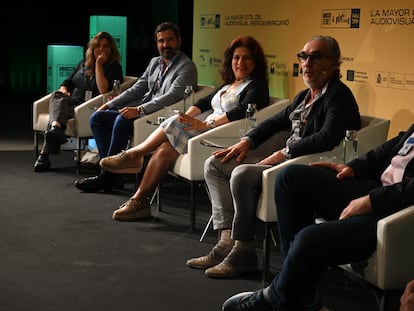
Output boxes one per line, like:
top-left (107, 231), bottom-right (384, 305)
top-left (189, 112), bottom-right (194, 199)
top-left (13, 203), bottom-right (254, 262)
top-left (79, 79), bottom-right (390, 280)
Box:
top-left (281, 147), bottom-right (290, 159)
top-left (208, 119), bottom-right (216, 128)
top-left (137, 105), bottom-right (145, 115)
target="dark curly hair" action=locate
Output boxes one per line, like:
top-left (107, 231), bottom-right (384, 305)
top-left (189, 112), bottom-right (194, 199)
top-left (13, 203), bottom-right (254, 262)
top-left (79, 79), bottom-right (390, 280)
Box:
top-left (220, 35), bottom-right (268, 85)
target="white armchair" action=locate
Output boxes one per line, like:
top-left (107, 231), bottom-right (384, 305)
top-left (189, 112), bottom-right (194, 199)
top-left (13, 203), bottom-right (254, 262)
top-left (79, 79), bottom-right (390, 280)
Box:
top-left (339, 205), bottom-right (414, 308)
top-left (33, 75), bottom-right (138, 171)
top-left (257, 115), bottom-right (391, 284)
top-left (157, 97), bottom-right (291, 230)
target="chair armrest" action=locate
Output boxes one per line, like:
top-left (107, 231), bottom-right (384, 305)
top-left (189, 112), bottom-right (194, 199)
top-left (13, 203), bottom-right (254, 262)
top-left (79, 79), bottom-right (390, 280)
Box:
top-left (33, 93), bottom-right (52, 131)
top-left (373, 205), bottom-right (414, 289)
top-left (72, 94), bottom-right (105, 138)
top-left (256, 147), bottom-right (342, 222)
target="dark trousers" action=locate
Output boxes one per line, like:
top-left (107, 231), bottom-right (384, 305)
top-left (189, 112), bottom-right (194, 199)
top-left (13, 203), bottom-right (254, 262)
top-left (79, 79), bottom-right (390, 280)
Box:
top-left (267, 164), bottom-right (382, 310)
top-left (90, 110), bottom-right (135, 159)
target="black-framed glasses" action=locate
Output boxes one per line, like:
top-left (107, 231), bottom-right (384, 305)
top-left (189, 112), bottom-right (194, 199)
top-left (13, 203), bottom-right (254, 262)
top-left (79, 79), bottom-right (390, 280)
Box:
top-left (297, 51), bottom-right (331, 64)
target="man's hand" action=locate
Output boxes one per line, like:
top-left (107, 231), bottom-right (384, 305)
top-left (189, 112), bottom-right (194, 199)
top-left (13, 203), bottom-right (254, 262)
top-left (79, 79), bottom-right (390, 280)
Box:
top-left (310, 161), bottom-right (355, 180)
top-left (119, 107), bottom-right (140, 119)
top-left (257, 150), bottom-right (286, 166)
top-left (212, 139), bottom-right (251, 163)
top-left (339, 195), bottom-right (373, 220)
top-left (401, 279), bottom-right (414, 311)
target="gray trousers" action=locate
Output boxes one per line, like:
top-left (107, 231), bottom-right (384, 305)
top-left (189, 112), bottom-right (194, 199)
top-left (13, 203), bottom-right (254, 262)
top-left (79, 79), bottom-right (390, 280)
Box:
top-left (49, 91), bottom-right (78, 128)
top-left (204, 130), bottom-right (290, 241)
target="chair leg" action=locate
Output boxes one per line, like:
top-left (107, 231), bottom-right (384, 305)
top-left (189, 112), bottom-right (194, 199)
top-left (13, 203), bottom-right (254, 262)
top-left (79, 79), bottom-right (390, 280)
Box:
top-left (76, 138), bottom-right (82, 174)
top-left (200, 215), bottom-right (213, 242)
top-left (199, 182), bottom-right (212, 241)
top-left (151, 185), bottom-right (160, 212)
top-left (262, 222), bottom-right (272, 287)
top-left (190, 181), bottom-right (196, 231)
top-left (34, 131), bottom-right (39, 158)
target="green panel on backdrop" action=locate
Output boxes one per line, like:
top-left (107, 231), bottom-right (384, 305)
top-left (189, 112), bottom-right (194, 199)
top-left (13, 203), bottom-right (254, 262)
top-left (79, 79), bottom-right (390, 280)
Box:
top-left (89, 15), bottom-right (127, 74)
top-left (47, 45), bottom-right (84, 93)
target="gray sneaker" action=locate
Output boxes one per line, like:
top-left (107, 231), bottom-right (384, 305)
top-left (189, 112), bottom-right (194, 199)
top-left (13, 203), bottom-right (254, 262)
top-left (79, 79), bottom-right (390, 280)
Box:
top-left (186, 240), bottom-right (234, 269)
top-left (205, 246), bottom-right (258, 278)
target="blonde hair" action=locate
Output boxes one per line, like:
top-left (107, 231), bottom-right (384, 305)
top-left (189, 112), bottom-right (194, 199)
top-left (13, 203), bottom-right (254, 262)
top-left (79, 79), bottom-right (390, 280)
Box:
top-left (85, 31), bottom-right (121, 69)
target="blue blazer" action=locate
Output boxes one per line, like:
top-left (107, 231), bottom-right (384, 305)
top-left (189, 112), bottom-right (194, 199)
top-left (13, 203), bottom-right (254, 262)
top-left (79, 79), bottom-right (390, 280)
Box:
top-left (349, 124), bottom-right (414, 216)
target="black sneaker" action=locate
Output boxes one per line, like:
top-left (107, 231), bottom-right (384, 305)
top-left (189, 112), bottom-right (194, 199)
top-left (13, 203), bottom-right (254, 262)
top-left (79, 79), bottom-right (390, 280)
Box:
top-left (34, 154), bottom-right (51, 172)
top-left (222, 290), bottom-right (277, 311)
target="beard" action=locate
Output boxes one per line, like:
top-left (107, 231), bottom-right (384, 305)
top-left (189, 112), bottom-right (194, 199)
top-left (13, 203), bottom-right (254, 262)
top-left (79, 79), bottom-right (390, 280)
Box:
top-left (161, 48), bottom-right (177, 60)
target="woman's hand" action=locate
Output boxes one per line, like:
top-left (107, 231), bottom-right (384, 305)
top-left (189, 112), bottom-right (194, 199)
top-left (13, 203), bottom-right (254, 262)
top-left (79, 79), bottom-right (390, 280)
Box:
top-left (310, 161), bottom-right (355, 180)
top-left (96, 51), bottom-right (108, 67)
top-left (59, 86), bottom-right (70, 96)
top-left (212, 139), bottom-right (251, 163)
top-left (178, 113), bottom-right (210, 131)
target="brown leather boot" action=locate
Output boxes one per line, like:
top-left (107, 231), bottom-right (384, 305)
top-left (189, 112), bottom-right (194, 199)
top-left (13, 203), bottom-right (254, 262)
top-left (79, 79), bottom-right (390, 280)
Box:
top-left (186, 229), bottom-right (234, 269)
top-left (205, 240), bottom-right (258, 278)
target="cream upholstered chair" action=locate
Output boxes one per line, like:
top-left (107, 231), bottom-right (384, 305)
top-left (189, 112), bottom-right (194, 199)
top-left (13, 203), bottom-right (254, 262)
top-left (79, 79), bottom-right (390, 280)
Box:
top-left (32, 76), bottom-right (138, 170)
top-left (338, 205), bottom-right (414, 309)
top-left (155, 97), bottom-right (291, 230)
top-left (257, 115), bottom-right (391, 284)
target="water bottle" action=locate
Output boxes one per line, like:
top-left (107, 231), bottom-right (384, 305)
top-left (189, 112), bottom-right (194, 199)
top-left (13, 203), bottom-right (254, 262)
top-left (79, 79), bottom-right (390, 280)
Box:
top-left (244, 103), bottom-right (257, 133)
top-left (183, 85), bottom-right (194, 113)
top-left (342, 129), bottom-right (358, 163)
top-left (112, 79), bottom-right (120, 97)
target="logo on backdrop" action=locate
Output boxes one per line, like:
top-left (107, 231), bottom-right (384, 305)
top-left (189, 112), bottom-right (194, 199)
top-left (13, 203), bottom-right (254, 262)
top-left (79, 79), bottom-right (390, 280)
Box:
top-left (321, 8), bottom-right (360, 28)
top-left (200, 14), bottom-right (221, 28)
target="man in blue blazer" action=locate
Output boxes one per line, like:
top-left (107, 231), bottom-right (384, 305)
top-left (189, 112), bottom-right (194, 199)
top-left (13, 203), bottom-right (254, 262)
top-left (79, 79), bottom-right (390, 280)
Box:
top-left (223, 123), bottom-right (414, 310)
top-left (75, 22), bottom-right (197, 192)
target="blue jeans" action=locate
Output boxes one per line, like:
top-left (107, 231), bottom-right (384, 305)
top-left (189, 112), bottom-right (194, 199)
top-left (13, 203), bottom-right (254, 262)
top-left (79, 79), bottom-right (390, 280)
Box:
top-left (90, 110), bottom-right (135, 159)
top-left (266, 164), bottom-right (382, 310)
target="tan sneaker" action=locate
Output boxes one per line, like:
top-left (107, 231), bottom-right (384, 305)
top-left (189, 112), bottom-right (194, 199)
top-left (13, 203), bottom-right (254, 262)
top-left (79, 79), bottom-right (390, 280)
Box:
top-left (205, 245), bottom-right (258, 278)
top-left (100, 151), bottom-right (143, 174)
top-left (112, 197), bottom-right (151, 221)
top-left (186, 240), bottom-right (234, 269)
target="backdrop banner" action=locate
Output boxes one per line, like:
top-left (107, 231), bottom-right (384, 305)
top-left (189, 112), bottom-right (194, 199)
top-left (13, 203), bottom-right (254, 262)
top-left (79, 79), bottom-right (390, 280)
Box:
top-left (193, 0), bottom-right (414, 138)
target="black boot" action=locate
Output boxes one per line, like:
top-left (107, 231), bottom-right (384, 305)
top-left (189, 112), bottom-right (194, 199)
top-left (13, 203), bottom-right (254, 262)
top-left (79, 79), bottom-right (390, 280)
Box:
top-left (45, 126), bottom-right (67, 154)
top-left (34, 153), bottom-right (51, 172)
top-left (45, 126), bottom-right (67, 144)
top-left (74, 171), bottom-right (124, 192)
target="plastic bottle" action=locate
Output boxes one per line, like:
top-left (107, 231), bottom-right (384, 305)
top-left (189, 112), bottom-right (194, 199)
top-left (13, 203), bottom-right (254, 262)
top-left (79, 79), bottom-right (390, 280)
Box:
top-left (244, 103), bottom-right (257, 133)
top-left (342, 129), bottom-right (358, 163)
top-left (112, 79), bottom-right (120, 97)
top-left (183, 85), bottom-right (195, 113)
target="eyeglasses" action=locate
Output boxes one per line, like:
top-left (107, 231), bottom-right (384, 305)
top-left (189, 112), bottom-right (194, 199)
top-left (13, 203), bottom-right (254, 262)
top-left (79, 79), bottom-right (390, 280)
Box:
top-left (297, 51), bottom-right (332, 64)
